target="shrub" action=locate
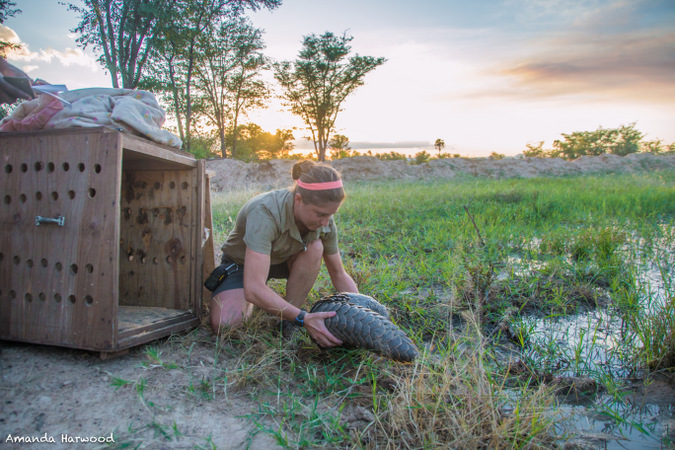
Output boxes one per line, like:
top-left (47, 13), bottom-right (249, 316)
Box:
top-left (412, 150), bottom-right (430, 164)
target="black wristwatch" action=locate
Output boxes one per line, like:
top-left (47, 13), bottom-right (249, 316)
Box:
top-left (294, 310), bottom-right (307, 327)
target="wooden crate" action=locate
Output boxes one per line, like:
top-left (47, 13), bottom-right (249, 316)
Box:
top-left (0, 128), bottom-right (215, 356)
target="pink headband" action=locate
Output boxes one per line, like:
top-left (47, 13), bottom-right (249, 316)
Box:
top-left (296, 179), bottom-right (343, 191)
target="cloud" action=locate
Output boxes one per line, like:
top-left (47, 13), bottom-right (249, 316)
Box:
top-left (2, 25), bottom-right (101, 73)
top-left (407, 0), bottom-right (669, 106)
top-left (0, 25), bottom-right (21, 44)
top-left (21, 65), bottom-right (38, 74)
top-left (8, 44), bottom-right (100, 71)
top-left (495, 29), bottom-right (675, 101)
top-left (440, 1), bottom-right (675, 105)
top-left (505, 0), bottom-right (654, 32)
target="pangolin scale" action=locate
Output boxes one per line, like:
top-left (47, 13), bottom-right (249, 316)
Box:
top-left (309, 293), bottom-right (419, 362)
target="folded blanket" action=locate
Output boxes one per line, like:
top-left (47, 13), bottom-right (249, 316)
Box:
top-left (0, 88), bottom-right (182, 149)
top-left (0, 94), bottom-right (63, 131)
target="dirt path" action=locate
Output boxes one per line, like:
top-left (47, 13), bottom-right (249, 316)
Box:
top-left (1, 328), bottom-right (279, 449)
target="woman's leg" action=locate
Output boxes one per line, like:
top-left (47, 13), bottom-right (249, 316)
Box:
top-left (210, 288), bottom-right (252, 333)
top-left (210, 240), bottom-right (322, 332)
top-left (285, 239), bottom-right (324, 308)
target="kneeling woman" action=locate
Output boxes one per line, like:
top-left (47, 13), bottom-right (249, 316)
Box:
top-left (210, 160), bottom-right (358, 347)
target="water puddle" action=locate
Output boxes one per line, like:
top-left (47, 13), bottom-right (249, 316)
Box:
top-left (507, 231), bottom-right (674, 448)
top-left (524, 311), bottom-right (674, 448)
top-left (557, 401), bottom-right (672, 449)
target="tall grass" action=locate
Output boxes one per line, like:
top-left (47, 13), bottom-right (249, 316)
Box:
top-left (375, 315), bottom-right (559, 449)
top-left (206, 171), bottom-right (675, 448)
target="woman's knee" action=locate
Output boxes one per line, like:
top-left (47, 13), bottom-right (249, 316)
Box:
top-left (288, 239), bottom-right (323, 269)
top-left (305, 239), bottom-right (324, 259)
top-left (210, 290), bottom-right (249, 332)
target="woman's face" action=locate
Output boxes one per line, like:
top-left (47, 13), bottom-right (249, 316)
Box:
top-left (293, 193), bottom-right (342, 232)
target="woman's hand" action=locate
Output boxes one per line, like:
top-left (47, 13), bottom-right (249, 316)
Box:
top-left (303, 311), bottom-right (343, 347)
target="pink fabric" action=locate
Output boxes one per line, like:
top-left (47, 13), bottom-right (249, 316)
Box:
top-left (296, 179), bottom-right (344, 191)
top-left (0, 94), bottom-right (64, 132)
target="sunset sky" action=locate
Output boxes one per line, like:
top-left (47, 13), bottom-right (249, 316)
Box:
top-left (3, 0), bottom-right (674, 156)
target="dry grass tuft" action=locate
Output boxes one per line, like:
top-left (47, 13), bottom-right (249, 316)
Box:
top-left (349, 315), bottom-right (559, 449)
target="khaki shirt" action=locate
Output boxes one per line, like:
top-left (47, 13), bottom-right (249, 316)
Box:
top-left (221, 189), bottom-right (339, 265)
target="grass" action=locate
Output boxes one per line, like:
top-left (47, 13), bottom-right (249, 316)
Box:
top-left (623, 252), bottom-right (675, 372)
top-left (112, 171), bottom-right (675, 448)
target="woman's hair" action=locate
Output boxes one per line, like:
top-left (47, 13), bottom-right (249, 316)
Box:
top-left (292, 160), bottom-right (345, 205)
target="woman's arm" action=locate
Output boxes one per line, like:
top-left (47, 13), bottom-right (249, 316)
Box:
top-left (243, 248), bottom-right (343, 347)
top-left (243, 248), bottom-right (295, 318)
top-left (324, 252), bottom-right (359, 293)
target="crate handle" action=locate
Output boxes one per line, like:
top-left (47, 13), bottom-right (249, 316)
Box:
top-left (35, 215), bottom-right (65, 227)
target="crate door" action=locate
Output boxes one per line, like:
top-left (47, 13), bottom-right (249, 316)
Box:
top-left (0, 131), bottom-right (121, 350)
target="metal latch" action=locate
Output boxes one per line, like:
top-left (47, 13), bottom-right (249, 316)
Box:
top-left (35, 215), bottom-right (65, 227)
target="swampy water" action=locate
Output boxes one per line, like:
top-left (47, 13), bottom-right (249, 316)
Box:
top-left (531, 312), bottom-right (674, 449)
top-left (523, 254), bottom-right (674, 448)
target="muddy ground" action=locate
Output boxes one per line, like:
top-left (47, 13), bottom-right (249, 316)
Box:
top-left (1, 153), bottom-right (674, 449)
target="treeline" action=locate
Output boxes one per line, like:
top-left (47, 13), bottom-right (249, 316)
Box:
top-left (521, 123), bottom-right (675, 160)
top-left (325, 124), bottom-right (675, 165)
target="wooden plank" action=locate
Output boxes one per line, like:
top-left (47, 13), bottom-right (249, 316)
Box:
top-left (118, 305), bottom-right (192, 332)
top-left (0, 127), bottom-right (112, 141)
top-left (193, 160), bottom-right (206, 318)
top-left (202, 169), bottom-right (216, 305)
top-left (0, 128), bottom-right (120, 351)
top-left (121, 133), bottom-right (196, 170)
top-left (117, 314), bottom-right (199, 349)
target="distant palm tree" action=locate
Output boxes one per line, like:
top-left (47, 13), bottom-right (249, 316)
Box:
top-left (434, 138), bottom-right (445, 157)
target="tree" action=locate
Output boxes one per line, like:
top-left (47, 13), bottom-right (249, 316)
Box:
top-left (329, 134), bottom-right (350, 151)
top-left (0, 0), bottom-right (20, 56)
top-left (413, 150), bottom-right (430, 165)
top-left (223, 19), bottom-right (269, 159)
top-left (136, 0), bottom-right (223, 147)
top-left (224, 123), bottom-right (294, 161)
top-left (523, 141), bottom-right (546, 157)
top-left (376, 151), bottom-right (407, 161)
top-left (434, 138), bottom-right (445, 157)
top-left (158, 0), bottom-right (226, 150)
top-left (192, 17), bottom-right (268, 157)
top-left (256, 128), bottom-right (295, 160)
top-left (159, 0), bottom-right (277, 153)
top-left (69, 0), bottom-right (279, 89)
top-left (138, 1), bottom-right (230, 150)
top-left (0, 0), bottom-right (18, 21)
top-left (67, 0), bottom-right (168, 88)
top-left (191, 20), bottom-right (235, 158)
top-left (274, 32), bottom-right (385, 161)
top-left (228, 122), bottom-right (262, 161)
top-left (328, 134), bottom-right (356, 159)
top-left (69, 0), bottom-right (279, 152)
top-left (639, 139), bottom-right (675, 155)
top-left (553, 123), bottom-right (644, 160)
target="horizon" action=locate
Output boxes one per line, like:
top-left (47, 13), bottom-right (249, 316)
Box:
top-left (2, 0), bottom-right (674, 157)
